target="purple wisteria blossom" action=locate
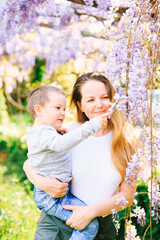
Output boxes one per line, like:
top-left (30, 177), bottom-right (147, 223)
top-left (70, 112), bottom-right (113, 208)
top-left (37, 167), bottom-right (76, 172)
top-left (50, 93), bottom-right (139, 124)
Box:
top-left (83, 0), bottom-right (94, 6)
top-left (115, 196), bottom-right (129, 210)
top-left (96, 0), bottom-right (111, 11)
top-left (111, 208), bottom-right (119, 221)
top-left (105, 1), bottom-right (157, 125)
top-left (114, 220), bottom-right (120, 233)
top-left (0, 0), bottom-right (76, 50)
top-left (148, 181), bottom-right (160, 224)
top-left (126, 221), bottom-right (141, 240)
top-left (133, 206), bottom-right (146, 226)
top-left (125, 148), bottom-right (143, 186)
top-left (111, 196), bottom-right (128, 223)
top-left (140, 128), bottom-right (160, 167)
top-left (105, 2), bottom-right (160, 230)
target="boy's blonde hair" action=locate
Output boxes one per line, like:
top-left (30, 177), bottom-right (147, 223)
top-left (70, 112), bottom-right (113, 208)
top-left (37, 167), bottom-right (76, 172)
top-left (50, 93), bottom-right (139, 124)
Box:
top-left (28, 85), bottom-right (65, 119)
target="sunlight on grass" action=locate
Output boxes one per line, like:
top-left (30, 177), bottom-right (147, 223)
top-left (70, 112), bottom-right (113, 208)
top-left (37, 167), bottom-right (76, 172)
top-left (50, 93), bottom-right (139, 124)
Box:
top-left (0, 165), bottom-right (41, 240)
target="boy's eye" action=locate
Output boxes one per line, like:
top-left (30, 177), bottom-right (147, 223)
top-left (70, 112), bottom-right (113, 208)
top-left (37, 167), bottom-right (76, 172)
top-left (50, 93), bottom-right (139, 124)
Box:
top-left (56, 107), bottom-right (60, 110)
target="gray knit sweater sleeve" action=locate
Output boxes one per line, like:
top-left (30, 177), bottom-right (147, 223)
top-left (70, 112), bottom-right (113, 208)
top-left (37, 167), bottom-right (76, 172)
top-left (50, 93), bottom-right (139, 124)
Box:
top-left (40, 117), bottom-right (102, 152)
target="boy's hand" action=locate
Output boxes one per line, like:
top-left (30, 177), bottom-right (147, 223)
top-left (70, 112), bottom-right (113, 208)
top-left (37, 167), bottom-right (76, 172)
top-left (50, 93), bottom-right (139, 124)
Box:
top-left (56, 127), bottom-right (68, 135)
top-left (96, 112), bottom-right (111, 129)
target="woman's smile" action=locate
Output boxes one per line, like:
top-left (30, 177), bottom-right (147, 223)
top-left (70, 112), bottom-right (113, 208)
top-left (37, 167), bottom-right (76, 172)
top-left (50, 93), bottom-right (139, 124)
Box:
top-left (94, 110), bottom-right (107, 114)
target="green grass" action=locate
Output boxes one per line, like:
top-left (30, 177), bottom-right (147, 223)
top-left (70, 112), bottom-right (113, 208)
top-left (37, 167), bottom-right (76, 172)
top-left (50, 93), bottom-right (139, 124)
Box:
top-left (0, 165), bottom-right (41, 240)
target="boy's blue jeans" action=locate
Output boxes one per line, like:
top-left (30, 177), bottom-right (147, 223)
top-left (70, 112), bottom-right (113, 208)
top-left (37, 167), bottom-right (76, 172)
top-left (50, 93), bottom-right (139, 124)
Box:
top-left (33, 186), bottom-right (98, 240)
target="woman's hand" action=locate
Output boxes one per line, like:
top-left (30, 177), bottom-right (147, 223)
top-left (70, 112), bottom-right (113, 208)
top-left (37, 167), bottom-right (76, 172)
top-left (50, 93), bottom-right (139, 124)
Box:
top-left (63, 205), bottom-right (94, 230)
top-left (23, 160), bottom-right (68, 198)
top-left (40, 178), bottom-right (69, 198)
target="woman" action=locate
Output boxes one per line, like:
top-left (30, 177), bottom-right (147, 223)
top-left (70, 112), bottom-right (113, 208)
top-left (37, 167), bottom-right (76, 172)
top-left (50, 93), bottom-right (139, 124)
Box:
top-left (24, 72), bottom-right (139, 240)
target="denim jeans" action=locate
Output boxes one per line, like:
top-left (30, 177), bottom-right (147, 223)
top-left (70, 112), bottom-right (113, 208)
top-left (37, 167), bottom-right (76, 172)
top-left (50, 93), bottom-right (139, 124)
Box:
top-left (33, 186), bottom-right (98, 240)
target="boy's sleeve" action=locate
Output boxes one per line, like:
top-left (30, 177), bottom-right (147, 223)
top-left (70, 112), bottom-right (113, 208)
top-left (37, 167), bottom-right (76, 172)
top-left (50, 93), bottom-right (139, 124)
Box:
top-left (42, 118), bottom-right (102, 152)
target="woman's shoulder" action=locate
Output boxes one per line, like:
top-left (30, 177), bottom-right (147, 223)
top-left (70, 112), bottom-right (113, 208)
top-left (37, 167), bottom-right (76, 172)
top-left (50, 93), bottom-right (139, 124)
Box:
top-left (63, 122), bottom-right (81, 132)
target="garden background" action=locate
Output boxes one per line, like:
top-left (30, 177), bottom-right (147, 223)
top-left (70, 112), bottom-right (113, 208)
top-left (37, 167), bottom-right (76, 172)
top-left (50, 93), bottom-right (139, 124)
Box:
top-left (0, 1), bottom-right (160, 239)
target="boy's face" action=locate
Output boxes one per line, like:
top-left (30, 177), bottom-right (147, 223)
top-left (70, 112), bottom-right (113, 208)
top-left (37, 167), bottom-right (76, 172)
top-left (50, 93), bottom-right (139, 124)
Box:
top-left (38, 92), bottom-right (66, 129)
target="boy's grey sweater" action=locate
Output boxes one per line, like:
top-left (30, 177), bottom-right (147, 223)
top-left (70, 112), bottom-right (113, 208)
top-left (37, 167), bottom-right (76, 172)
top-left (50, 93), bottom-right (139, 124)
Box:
top-left (26, 118), bottom-right (102, 182)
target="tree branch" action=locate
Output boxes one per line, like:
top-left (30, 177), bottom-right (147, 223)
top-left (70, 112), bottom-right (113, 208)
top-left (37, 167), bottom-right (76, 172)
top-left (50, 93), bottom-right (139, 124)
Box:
top-left (67, 0), bottom-right (98, 6)
top-left (68, 0), bottom-right (128, 14)
top-left (5, 91), bottom-right (27, 111)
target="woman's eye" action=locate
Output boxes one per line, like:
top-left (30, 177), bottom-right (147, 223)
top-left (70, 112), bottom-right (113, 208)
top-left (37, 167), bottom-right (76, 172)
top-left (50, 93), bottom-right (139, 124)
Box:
top-left (88, 99), bottom-right (94, 102)
top-left (103, 96), bottom-right (109, 99)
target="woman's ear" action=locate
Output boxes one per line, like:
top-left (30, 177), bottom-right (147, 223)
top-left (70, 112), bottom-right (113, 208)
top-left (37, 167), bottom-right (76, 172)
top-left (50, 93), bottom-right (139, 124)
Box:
top-left (77, 101), bottom-right (83, 112)
top-left (34, 104), bottom-right (42, 116)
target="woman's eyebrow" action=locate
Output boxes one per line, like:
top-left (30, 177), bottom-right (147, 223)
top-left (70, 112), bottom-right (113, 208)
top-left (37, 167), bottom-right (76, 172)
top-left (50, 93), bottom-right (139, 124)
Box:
top-left (86, 96), bottom-right (94, 98)
top-left (87, 93), bottom-right (108, 97)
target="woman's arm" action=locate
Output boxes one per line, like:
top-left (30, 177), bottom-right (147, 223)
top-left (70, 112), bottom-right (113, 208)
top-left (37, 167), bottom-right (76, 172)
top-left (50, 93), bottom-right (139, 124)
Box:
top-left (89, 180), bottom-right (136, 217)
top-left (63, 180), bottom-right (136, 230)
top-left (23, 159), bottom-right (68, 198)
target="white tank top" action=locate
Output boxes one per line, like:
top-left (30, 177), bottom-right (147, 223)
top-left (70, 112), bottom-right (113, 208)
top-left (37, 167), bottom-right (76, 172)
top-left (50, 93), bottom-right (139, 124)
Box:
top-left (66, 122), bottom-right (122, 205)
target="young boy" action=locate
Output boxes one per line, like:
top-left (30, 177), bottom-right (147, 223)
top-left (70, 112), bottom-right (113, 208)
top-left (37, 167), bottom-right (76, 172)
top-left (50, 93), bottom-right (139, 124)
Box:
top-left (26, 85), bottom-right (109, 240)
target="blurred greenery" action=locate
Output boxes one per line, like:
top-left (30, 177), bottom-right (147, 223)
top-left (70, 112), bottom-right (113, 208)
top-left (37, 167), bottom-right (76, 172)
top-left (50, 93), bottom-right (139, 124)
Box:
top-left (0, 165), bottom-right (40, 240)
top-left (30, 58), bottom-right (46, 84)
top-left (0, 135), bottom-right (28, 184)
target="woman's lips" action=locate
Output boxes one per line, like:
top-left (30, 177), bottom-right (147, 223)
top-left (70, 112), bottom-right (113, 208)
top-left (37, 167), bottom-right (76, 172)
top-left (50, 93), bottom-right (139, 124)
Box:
top-left (94, 110), bottom-right (106, 114)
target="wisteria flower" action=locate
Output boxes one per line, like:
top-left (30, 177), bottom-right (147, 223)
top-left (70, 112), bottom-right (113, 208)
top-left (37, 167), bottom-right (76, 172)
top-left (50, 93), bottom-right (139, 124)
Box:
top-left (133, 206), bottom-right (146, 226)
top-left (111, 208), bottom-right (119, 221)
top-left (148, 180), bottom-right (160, 223)
top-left (126, 220), bottom-right (141, 240)
top-left (115, 196), bottom-right (129, 210)
top-left (125, 148), bottom-right (143, 186)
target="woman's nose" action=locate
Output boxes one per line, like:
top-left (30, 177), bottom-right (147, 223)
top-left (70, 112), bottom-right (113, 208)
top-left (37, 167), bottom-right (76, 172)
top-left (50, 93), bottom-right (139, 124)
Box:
top-left (96, 99), bottom-right (103, 108)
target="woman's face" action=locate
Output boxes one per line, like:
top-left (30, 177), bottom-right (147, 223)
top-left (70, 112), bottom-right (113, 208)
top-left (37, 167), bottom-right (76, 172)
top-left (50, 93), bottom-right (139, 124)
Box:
top-left (78, 80), bottom-right (111, 120)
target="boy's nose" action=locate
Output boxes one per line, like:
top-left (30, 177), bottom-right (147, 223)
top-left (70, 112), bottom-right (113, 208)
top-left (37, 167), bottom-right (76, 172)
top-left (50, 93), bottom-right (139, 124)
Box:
top-left (61, 110), bottom-right (65, 115)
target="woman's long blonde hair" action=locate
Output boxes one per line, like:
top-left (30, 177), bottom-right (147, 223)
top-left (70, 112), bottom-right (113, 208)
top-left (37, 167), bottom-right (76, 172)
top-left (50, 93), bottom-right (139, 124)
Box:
top-left (70, 72), bottom-right (139, 180)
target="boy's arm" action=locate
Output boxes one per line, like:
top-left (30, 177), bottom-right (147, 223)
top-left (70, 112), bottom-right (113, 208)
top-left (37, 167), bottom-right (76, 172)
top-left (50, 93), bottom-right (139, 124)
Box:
top-left (23, 160), bottom-right (68, 198)
top-left (43, 113), bottom-right (109, 152)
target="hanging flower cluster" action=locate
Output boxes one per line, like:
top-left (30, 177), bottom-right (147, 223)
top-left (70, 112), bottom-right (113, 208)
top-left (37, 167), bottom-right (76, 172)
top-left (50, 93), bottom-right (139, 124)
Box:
top-left (148, 181), bottom-right (160, 224)
top-left (126, 220), bottom-right (141, 240)
top-left (111, 196), bottom-right (128, 221)
top-left (0, 0), bottom-right (81, 73)
top-left (105, 0), bottom-right (159, 125)
top-left (83, 0), bottom-right (94, 6)
top-left (115, 196), bottom-right (129, 210)
top-left (132, 206), bottom-right (146, 226)
top-left (0, 0), bottom-right (45, 46)
top-left (125, 148), bottom-right (143, 186)
top-left (140, 127), bottom-right (160, 167)
top-left (105, 1), bottom-right (160, 235)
